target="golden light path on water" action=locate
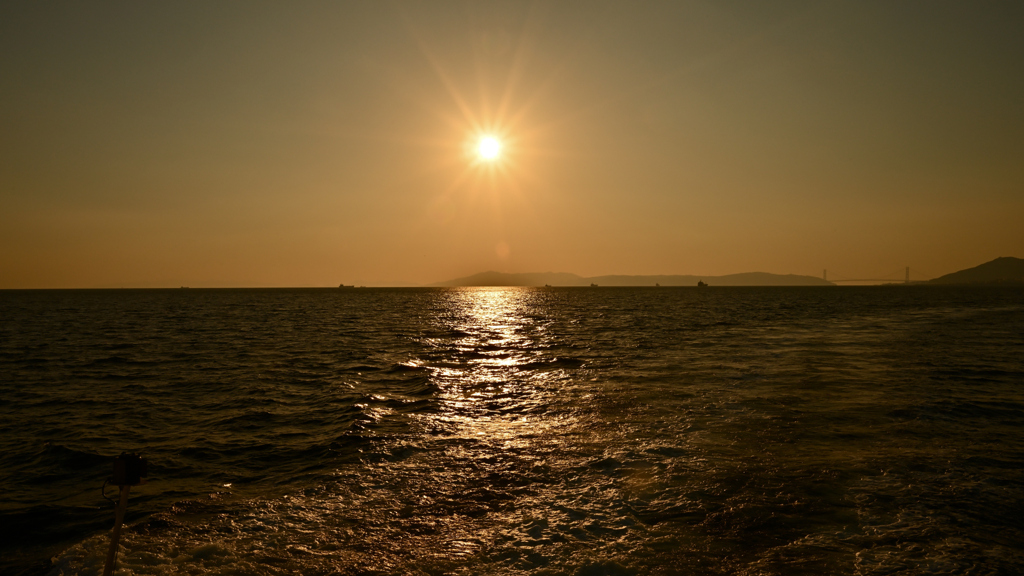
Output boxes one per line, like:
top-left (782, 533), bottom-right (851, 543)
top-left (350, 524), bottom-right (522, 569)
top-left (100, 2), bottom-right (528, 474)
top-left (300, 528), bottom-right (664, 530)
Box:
top-left (423, 288), bottom-right (572, 450)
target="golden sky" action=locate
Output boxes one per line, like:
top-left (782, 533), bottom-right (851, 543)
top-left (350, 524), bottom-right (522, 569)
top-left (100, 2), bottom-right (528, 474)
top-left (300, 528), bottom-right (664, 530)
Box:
top-left (2, 1), bottom-right (1021, 287)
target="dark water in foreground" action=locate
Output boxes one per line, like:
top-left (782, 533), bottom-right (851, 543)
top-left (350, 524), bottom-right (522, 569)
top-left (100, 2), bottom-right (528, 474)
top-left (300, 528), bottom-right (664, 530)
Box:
top-left (1, 286), bottom-right (1023, 575)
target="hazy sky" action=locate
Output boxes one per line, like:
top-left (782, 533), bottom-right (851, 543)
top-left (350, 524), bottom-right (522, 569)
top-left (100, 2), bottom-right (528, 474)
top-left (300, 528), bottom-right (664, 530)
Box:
top-left (2, 1), bottom-right (1021, 287)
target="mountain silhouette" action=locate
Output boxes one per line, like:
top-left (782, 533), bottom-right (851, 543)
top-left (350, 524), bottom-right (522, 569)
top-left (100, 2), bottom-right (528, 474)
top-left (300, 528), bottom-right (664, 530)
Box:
top-left (928, 257), bottom-right (1024, 284)
top-left (432, 271), bottom-right (833, 287)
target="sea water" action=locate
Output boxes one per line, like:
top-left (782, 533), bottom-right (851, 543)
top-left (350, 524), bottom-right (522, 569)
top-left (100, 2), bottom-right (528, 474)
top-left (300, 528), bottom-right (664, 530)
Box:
top-left (1, 286), bottom-right (1022, 575)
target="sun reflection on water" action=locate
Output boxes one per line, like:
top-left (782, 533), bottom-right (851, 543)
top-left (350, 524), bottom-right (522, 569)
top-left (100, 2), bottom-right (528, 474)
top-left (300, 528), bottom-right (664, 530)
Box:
top-left (419, 287), bottom-right (569, 444)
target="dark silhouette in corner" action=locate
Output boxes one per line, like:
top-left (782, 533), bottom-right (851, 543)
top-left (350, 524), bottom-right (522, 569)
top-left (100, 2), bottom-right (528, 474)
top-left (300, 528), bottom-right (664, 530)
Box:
top-left (928, 257), bottom-right (1024, 285)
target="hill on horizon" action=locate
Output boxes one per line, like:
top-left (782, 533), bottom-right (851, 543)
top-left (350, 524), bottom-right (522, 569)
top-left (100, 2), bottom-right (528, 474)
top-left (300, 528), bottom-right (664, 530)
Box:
top-left (432, 271), bottom-right (833, 287)
top-left (928, 257), bottom-right (1024, 284)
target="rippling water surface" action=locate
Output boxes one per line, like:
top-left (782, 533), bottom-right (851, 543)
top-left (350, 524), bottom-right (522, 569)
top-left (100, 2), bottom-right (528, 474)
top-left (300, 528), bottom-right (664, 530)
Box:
top-left (1, 286), bottom-right (1023, 575)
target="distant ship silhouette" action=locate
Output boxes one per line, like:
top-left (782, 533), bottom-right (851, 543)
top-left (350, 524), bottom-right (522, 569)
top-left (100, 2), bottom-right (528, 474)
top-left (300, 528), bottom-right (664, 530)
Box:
top-left (697, 280), bottom-right (707, 287)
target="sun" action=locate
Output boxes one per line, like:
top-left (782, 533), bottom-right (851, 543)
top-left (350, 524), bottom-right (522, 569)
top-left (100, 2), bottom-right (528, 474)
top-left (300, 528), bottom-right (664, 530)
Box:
top-left (477, 136), bottom-right (501, 161)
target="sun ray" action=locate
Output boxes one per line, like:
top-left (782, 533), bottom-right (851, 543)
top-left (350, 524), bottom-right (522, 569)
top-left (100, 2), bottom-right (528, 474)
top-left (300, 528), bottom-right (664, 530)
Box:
top-left (397, 9), bottom-right (485, 134)
top-left (389, 2), bottom-right (626, 242)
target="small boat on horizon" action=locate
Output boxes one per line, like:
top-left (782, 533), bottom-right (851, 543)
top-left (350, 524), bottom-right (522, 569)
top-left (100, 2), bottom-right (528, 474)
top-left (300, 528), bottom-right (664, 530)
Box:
top-left (590, 283), bottom-right (598, 287)
top-left (697, 280), bottom-right (707, 287)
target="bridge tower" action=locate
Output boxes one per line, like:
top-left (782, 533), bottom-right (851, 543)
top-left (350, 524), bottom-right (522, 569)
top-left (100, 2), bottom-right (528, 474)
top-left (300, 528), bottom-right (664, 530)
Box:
top-left (906, 267), bottom-right (910, 284)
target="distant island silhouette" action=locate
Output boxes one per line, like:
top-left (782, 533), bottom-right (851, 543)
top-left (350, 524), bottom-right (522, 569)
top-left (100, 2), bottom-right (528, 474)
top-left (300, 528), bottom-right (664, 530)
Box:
top-left (927, 257), bottom-right (1024, 285)
top-left (431, 257), bottom-right (1023, 287)
top-left (432, 271), bottom-right (834, 287)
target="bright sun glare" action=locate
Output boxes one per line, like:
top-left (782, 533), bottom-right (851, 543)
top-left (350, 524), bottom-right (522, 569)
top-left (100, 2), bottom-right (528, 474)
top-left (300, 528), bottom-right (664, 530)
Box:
top-left (478, 136), bottom-right (501, 161)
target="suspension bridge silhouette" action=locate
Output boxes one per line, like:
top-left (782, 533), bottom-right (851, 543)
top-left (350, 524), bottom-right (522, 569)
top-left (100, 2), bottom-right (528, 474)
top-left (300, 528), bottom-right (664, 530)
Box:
top-left (823, 267), bottom-right (934, 284)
